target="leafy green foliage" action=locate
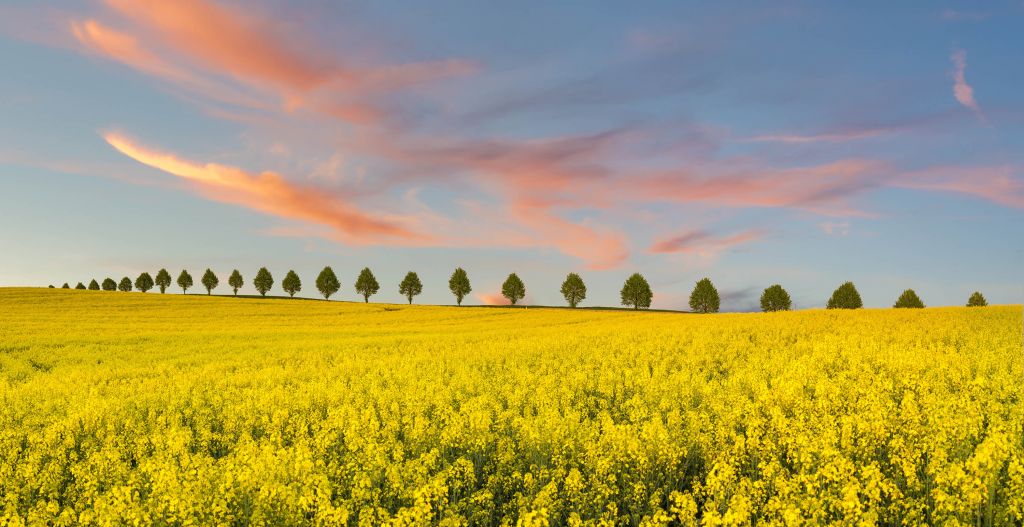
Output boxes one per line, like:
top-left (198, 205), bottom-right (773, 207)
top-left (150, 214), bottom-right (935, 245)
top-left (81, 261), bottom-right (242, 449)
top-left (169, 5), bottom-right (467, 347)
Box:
top-left (135, 273), bottom-right (154, 293)
top-left (88, 279), bottom-right (100, 291)
top-left (253, 268), bottom-right (274, 297)
top-left (228, 270), bottom-right (244, 296)
top-left (967, 291), bottom-right (988, 307)
top-left (61, 283), bottom-right (69, 289)
top-left (282, 270), bottom-right (302, 298)
top-left (177, 270), bottom-right (193, 295)
top-left (827, 281), bottom-right (863, 309)
top-left (893, 289), bottom-right (924, 309)
top-left (102, 278), bottom-right (117, 292)
top-left (354, 268), bottom-right (379, 303)
top-left (399, 271), bottom-right (422, 304)
top-left (560, 273), bottom-right (586, 308)
top-left (117, 277), bottom-right (133, 292)
top-left (501, 273), bottom-right (526, 305)
top-left (74, 282), bottom-right (86, 290)
top-left (316, 267), bottom-right (340, 300)
top-left (201, 269), bottom-right (219, 295)
top-left (689, 278), bottom-right (720, 314)
top-left (760, 284), bottom-right (792, 312)
top-left (448, 268), bottom-right (472, 306)
top-left (620, 273), bottom-right (652, 309)
top-left (155, 269), bottom-right (172, 294)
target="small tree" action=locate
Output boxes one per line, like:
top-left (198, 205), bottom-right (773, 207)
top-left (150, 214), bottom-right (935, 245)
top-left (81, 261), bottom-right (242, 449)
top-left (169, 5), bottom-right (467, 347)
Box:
top-left (316, 267), bottom-right (340, 300)
top-left (228, 270), bottom-right (244, 296)
top-left (102, 278), bottom-right (117, 291)
top-left (399, 271), bottom-right (423, 304)
top-left (689, 278), bottom-right (721, 313)
top-left (894, 289), bottom-right (924, 308)
top-left (118, 277), bottom-right (133, 292)
top-left (177, 270), bottom-right (193, 294)
top-left (620, 273), bottom-right (652, 310)
top-left (967, 291), bottom-right (988, 307)
top-left (282, 270), bottom-right (302, 298)
top-left (254, 267), bottom-right (274, 297)
top-left (201, 269), bottom-right (219, 295)
top-left (355, 267), bottom-right (379, 303)
top-left (135, 272), bottom-right (154, 293)
top-left (501, 273), bottom-right (526, 305)
top-left (760, 284), bottom-right (792, 312)
top-left (61, 283), bottom-right (70, 289)
top-left (827, 281), bottom-right (863, 309)
top-left (48, 285), bottom-right (54, 288)
top-left (448, 268), bottom-right (472, 306)
top-left (75, 282), bottom-right (86, 290)
top-left (88, 279), bottom-right (100, 291)
top-left (560, 273), bottom-right (587, 308)
top-left (155, 268), bottom-right (172, 294)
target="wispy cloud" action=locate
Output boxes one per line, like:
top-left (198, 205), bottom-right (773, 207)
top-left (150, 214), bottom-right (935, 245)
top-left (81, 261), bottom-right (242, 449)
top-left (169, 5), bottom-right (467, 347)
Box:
top-left (819, 221), bottom-right (851, 236)
top-left (951, 48), bottom-right (985, 120)
top-left (940, 9), bottom-right (989, 21)
top-left (650, 229), bottom-right (764, 255)
top-left (747, 127), bottom-right (892, 143)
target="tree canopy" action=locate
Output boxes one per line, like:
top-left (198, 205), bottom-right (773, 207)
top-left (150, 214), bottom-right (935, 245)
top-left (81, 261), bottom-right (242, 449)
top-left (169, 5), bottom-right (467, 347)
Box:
top-left (135, 272), bottom-right (154, 293)
top-left (893, 289), bottom-right (924, 308)
top-left (228, 270), bottom-right (244, 296)
top-left (689, 278), bottom-right (720, 314)
top-left (254, 267), bottom-right (274, 297)
top-left (316, 267), bottom-right (340, 300)
top-left (200, 269), bottom-right (219, 295)
top-left (155, 269), bottom-right (172, 294)
top-left (620, 273), bottom-right (652, 310)
top-left (177, 270), bottom-right (193, 294)
top-left (282, 270), bottom-right (302, 298)
top-left (117, 277), bottom-right (133, 292)
top-left (102, 278), bottom-right (117, 291)
top-left (355, 268), bottom-right (380, 303)
top-left (560, 273), bottom-right (586, 308)
top-left (967, 291), bottom-right (988, 307)
top-left (88, 279), bottom-right (100, 291)
top-left (760, 284), bottom-right (792, 312)
top-left (827, 281), bottom-right (863, 309)
top-left (399, 271), bottom-right (423, 304)
top-left (501, 273), bottom-right (526, 305)
top-left (74, 282), bottom-right (86, 290)
top-left (448, 268), bottom-right (472, 306)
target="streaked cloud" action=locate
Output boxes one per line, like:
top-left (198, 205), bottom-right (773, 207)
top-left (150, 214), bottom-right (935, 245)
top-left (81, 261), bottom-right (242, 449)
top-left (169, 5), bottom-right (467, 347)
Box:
top-left (819, 221), bottom-right (851, 236)
top-left (650, 229), bottom-right (764, 255)
top-left (747, 128), bottom-right (891, 144)
top-left (951, 49), bottom-right (983, 118)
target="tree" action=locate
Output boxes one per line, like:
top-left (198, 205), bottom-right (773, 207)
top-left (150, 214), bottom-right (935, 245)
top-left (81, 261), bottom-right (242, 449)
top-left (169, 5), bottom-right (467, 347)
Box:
top-left (135, 272), bottom-right (154, 293)
top-left (254, 267), bottom-right (274, 297)
top-left (967, 291), bottom-right (988, 307)
top-left (620, 273), bottom-right (652, 310)
top-left (61, 283), bottom-right (70, 289)
top-left (316, 267), bottom-right (340, 300)
top-left (155, 268), bottom-right (172, 294)
top-left (560, 273), bottom-right (587, 308)
top-left (177, 270), bottom-right (193, 294)
top-left (760, 284), bottom-right (792, 312)
top-left (75, 282), bottom-right (86, 290)
top-left (48, 285), bottom-right (54, 288)
top-left (827, 281), bottom-right (863, 309)
top-left (497, 273), bottom-right (524, 305)
top-left (355, 267), bottom-right (379, 303)
top-left (201, 269), bottom-right (219, 295)
top-left (893, 289), bottom-right (924, 308)
top-left (228, 270), bottom-right (244, 296)
top-left (102, 278), bottom-right (117, 291)
top-left (399, 271), bottom-right (422, 304)
top-left (282, 270), bottom-right (302, 298)
top-left (448, 268), bottom-right (472, 306)
top-left (88, 279), bottom-right (100, 291)
top-left (118, 277), bottom-right (133, 292)
top-left (689, 278), bottom-right (721, 314)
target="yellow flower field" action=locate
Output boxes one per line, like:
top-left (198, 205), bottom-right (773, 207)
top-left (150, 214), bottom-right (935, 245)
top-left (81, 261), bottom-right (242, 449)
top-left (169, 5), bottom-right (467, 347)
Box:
top-left (0, 288), bottom-right (1021, 526)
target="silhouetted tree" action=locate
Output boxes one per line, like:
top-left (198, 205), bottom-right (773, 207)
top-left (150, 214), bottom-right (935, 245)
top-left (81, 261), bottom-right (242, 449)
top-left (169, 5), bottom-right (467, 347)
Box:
top-left (501, 273), bottom-right (526, 305)
top-left (448, 268), bottom-right (472, 306)
top-left (61, 283), bottom-right (70, 289)
top-left (155, 268), bottom-right (172, 294)
top-left (228, 270), bottom-right (244, 296)
top-left (177, 270), bottom-right (193, 294)
top-left (102, 278), bottom-right (117, 291)
top-left (118, 277), bottom-right (133, 292)
top-left (201, 269), bottom-right (219, 295)
top-left (894, 289), bottom-right (924, 308)
top-left (75, 282), bottom-right (86, 290)
top-left (967, 291), bottom-right (988, 307)
top-left (827, 281), bottom-right (863, 309)
top-left (48, 285), bottom-right (55, 288)
top-left (620, 273), bottom-right (652, 310)
top-left (560, 273), bottom-right (586, 308)
top-left (135, 272), bottom-right (154, 293)
top-left (282, 270), bottom-right (302, 297)
top-left (88, 279), bottom-right (100, 291)
top-left (355, 268), bottom-right (379, 303)
top-left (254, 267), bottom-right (274, 297)
top-left (316, 267), bottom-right (340, 300)
top-left (760, 284), bottom-right (792, 312)
top-left (399, 271), bottom-right (422, 304)
top-left (689, 278), bottom-right (721, 313)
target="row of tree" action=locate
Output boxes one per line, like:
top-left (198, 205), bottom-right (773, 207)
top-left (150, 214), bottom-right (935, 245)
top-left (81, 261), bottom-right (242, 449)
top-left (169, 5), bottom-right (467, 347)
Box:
top-left (52, 269), bottom-right (990, 311)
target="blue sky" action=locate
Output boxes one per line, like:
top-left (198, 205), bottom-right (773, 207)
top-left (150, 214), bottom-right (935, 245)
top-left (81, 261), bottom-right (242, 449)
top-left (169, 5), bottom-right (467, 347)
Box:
top-left (0, 1), bottom-right (1021, 310)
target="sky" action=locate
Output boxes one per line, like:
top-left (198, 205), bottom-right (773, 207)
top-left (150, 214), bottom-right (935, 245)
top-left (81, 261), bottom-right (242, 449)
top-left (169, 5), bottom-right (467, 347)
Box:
top-left (1, 1), bottom-right (1022, 310)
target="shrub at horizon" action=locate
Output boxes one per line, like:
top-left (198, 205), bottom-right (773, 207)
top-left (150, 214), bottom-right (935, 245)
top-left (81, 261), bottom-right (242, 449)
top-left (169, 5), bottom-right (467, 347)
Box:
top-left (316, 267), bottom-right (340, 300)
top-left (155, 268), bottom-right (172, 294)
top-left (760, 284), bottom-right (792, 312)
top-left (282, 270), bottom-right (302, 298)
top-left (560, 273), bottom-right (587, 308)
top-left (968, 291), bottom-right (988, 307)
top-left (117, 277), bottom-right (132, 292)
top-left (254, 268), bottom-right (274, 297)
top-left (894, 289), bottom-right (925, 309)
top-left (501, 273), bottom-right (526, 305)
top-left (61, 283), bottom-right (69, 289)
top-left (827, 281), bottom-right (863, 309)
top-left (228, 270), bottom-right (244, 296)
top-left (355, 268), bottom-right (379, 303)
top-left (135, 272), bottom-right (154, 293)
top-left (689, 278), bottom-right (720, 314)
top-left (177, 270), bottom-right (193, 294)
top-left (101, 278), bottom-right (117, 291)
top-left (74, 282), bottom-right (86, 290)
top-left (201, 269), bottom-right (219, 295)
top-left (399, 271), bottom-right (422, 304)
top-left (448, 268), bottom-right (472, 306)
top-left (88, 279), bottom-right (100, 291)
top-left (620, 273), bottom-right (652, 310)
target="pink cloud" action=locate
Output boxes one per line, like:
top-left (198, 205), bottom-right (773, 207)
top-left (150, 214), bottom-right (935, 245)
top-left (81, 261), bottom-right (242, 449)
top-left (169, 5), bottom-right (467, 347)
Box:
top-left (894, 165), bottom-right (1024, 208)
top-left (650, 229), bottom-right (764, 255)
top-left (951, 49), bottom-right (984, 118)
top-left (476, 292), bottom-right (510, 306)
top-left (747, 128), bottom-right (891, 143)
